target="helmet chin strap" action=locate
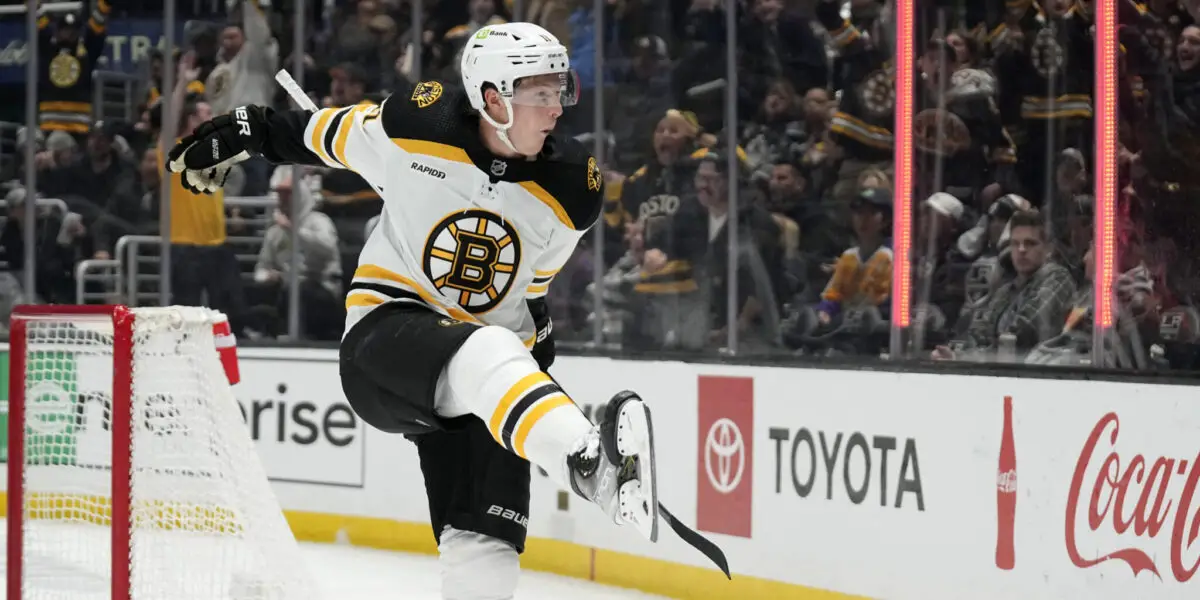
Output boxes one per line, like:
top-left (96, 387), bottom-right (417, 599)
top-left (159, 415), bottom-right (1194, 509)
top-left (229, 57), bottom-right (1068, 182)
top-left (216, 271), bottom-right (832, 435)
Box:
top-left (478, 96), bottom-right (522, 156)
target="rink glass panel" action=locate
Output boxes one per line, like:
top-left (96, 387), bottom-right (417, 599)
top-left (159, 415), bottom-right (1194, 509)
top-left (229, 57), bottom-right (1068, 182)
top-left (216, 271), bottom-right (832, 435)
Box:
top-left (7, 0), bottom-right (1200, 378)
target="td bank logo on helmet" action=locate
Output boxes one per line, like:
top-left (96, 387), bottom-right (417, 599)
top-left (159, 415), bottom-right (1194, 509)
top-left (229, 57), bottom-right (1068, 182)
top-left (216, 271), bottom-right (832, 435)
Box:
top-left (696, 375), bottom-right (753, 538)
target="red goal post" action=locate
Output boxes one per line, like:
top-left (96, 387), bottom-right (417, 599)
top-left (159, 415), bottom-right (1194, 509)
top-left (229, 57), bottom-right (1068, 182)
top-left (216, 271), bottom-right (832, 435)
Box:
top-left (6, 305), bottom-right (315, 600)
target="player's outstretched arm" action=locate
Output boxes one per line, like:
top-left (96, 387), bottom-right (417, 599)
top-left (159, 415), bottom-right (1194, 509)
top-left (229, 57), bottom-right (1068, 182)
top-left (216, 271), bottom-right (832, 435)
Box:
top-left (166, 105), bottom-right (328, 194)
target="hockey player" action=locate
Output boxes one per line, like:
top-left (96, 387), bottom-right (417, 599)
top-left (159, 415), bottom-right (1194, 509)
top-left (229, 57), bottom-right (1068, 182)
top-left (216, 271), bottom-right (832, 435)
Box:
top-left (166, 23), bottom-right (660, 600)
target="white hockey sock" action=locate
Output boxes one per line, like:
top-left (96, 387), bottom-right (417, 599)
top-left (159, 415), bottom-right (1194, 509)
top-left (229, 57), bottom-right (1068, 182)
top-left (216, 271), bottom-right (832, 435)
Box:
top-left (438, 526), bottom-right (518, 600)
top-left (441, 326), bottom-right (593, 489)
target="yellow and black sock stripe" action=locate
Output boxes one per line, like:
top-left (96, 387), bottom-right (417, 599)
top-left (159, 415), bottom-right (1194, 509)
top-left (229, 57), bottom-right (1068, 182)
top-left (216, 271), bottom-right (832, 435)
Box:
top-left (488, 372), bottom-right (573, 460)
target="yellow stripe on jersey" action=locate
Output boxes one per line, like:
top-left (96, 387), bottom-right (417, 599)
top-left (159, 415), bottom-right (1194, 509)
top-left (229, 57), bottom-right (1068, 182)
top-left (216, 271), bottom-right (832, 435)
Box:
top-left (518, 182), bottom-right (574, 230)
top-left (488, 372), bottom-right (552, 443)
top-left (392, 139), bottom-right (473, 165)
top-left (512, 394), bottom-right (572, 459)
top-left (353, 264), bottom-right (480, 324)
top-left (308, 109), bottom-right (339, 167)
top-left (333, 105), bottom-right (372, 169)
top-left (345, 292), bottom-right (385, 310)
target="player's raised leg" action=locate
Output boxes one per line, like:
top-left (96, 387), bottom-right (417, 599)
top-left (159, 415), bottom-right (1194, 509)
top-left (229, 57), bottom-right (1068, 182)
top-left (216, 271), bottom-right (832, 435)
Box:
top-left (440, 324), bottom-right (660, 541)
top-left (339, 301), bottom-right (658, 543)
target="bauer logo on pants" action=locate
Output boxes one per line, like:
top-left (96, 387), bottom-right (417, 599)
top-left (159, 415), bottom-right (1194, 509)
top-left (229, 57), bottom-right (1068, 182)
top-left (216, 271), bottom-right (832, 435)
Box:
top-left (696, 375), bottom-right (753, 538)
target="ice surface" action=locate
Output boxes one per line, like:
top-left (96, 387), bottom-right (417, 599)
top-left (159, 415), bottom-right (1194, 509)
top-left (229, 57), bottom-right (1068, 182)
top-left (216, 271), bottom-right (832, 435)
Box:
top-left (0, 518), bottom-right (667, 599)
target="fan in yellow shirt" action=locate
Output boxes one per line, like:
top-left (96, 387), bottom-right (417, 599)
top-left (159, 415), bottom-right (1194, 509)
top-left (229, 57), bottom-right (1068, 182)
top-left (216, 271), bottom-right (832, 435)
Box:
top-left (159, 53), bottom-right (246, 332)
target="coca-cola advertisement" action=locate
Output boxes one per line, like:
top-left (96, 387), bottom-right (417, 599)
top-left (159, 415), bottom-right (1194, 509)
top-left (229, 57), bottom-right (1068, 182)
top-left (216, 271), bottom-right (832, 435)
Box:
top-left (998, 388), bottom-right (1200, 598)
top-left (1065, 411), bottom-right (1200, 584)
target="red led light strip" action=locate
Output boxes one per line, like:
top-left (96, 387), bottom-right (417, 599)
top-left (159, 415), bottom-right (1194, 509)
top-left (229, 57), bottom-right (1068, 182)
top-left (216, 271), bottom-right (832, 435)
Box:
top-left (891, 0), bottom-right (915, 329)
top-left (1094, 0), bottom-right (1118, 328)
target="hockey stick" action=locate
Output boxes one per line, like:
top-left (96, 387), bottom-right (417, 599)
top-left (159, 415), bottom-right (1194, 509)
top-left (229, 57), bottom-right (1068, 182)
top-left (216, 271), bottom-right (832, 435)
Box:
top-left (276, 69), bottom-right (319, 112)
top-left (659, 501), bottom-right (732, 579)
top-left (548, 375), bottom-right (732, 579)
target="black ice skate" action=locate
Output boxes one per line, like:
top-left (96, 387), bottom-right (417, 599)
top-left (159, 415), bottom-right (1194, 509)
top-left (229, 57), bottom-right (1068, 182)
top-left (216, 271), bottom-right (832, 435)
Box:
top-left (568, 391), bottom-right (660, 542)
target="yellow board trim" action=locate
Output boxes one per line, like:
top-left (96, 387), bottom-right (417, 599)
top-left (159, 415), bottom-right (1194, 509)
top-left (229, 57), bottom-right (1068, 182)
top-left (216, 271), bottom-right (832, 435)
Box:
top-left (0, 492), bottom-right (860, 599)
top-left (283, 511), bottom-right (864, 600)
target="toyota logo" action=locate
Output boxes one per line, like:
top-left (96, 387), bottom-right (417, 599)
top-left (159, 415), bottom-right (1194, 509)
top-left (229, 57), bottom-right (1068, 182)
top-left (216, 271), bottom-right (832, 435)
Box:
top-left (705, 417), bottom-right (745, 494)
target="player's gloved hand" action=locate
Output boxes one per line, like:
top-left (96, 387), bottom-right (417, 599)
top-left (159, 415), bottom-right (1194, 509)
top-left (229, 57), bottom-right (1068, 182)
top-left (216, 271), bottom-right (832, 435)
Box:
top-left (166, 105), bottom-right (270, 194)
top-left (528, 298), bottom-right (555, 372)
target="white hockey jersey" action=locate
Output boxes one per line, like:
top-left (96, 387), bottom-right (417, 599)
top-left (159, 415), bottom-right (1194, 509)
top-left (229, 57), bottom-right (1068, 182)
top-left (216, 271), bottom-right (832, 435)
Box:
top-left (264, 80), bottom-right (603, 346)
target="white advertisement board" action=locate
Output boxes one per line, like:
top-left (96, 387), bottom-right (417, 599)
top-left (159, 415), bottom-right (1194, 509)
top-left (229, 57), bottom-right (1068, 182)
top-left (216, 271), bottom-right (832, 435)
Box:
top-left (233, 354), bottom-right (366, 488)
top-left (5, 342), bottom-right (1200, 599)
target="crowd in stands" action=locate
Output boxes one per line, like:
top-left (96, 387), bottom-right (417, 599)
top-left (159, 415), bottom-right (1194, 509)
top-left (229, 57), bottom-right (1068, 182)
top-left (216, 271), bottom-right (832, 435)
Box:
top-left (1, 0), bottom-right (1199, 371)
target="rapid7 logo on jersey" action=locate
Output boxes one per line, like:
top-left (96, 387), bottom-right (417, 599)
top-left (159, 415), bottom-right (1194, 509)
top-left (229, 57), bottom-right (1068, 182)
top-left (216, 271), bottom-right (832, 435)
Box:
top-left (423, 209), bottom-right (521, 313)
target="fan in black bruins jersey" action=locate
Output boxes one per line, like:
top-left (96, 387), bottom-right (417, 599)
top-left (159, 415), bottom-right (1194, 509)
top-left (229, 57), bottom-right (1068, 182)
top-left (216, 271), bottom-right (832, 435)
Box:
top-left (164, 22), bottom-right (731, 599)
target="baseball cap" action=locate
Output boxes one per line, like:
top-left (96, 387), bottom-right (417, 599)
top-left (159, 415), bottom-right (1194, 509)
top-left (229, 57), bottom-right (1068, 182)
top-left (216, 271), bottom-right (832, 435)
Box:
top-left (924, 192), bottom-right (964, 220)
top-left (852, 186), bottom-right (893, 212)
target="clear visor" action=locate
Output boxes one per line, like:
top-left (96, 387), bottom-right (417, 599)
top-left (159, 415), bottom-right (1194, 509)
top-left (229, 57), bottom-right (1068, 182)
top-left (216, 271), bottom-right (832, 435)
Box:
top-left (509, 70), bottom-right (580, 107)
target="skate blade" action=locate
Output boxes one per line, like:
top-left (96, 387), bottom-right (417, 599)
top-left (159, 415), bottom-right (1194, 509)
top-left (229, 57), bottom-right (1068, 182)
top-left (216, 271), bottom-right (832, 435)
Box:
top-left (616, 400), bottom-right (659, 543)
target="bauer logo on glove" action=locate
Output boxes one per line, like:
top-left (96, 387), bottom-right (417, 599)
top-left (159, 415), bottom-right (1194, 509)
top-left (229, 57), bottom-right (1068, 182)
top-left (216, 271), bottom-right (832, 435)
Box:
top-left (166, 104), bottom-right (270, 195)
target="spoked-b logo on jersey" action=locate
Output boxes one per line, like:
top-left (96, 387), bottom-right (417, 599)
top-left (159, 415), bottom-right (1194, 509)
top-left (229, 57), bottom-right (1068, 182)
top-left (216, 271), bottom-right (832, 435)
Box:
top-left (696, 375), bottom-right (754, 538)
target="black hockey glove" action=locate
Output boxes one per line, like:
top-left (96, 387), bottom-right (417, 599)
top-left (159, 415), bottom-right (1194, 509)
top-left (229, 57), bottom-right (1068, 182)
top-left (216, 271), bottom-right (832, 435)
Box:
top-left (166, 105), bottom-right (272, 194)
top-left (528, 298), bottom-right (555, 372)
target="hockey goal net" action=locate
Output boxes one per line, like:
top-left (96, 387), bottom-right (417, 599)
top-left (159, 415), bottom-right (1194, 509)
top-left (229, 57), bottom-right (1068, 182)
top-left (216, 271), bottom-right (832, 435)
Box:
top-left (6, 305), bottom-right (318, 600)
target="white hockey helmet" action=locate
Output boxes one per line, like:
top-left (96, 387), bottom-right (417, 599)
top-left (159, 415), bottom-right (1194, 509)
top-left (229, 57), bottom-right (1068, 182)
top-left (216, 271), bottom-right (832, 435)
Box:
top-left (460, 22), bottom-right (578, 153)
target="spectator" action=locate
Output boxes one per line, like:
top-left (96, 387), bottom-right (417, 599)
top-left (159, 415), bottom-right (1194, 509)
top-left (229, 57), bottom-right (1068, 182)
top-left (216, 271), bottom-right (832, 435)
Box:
top-left (205, 0), bottom-right (280, 117)
top-left (36, 3), bottom-right (111, 137)
top-left (764, 161), bottom-right (840, 299)
top-left (814, 0), bottom-right (895, 209)
top-left (40, 121), bottom-right (142, 259)
top-left (937, 210), bottom-right (1077, 361)
top-left (742, 80), bottom-right (809, 185)
top-left (690, 152), bottom-right (785, 349)
top-left (604, 109), bottom-right (705, 266)
top-left (160, 53), bottom-right (247, 333)
top-left (327, 63), bottom-right (371, 108)
top-left (0, 187), bottom-right (92, 304)
top-left (143, 48), bottom-right (207, 107)
top-left (203, 0), bottom-right (280, 195)
top-left (33, 131), bottom-right (79, 177)
top-left (248, 168), bottom-right (343, 340)
top-left (738, 0), bottom-right (829, 120)
top-left (913, 192), bottom-right (972, 339)
top-left (815, 186), bottom-right (893, 329)
top-left (137, 146), bottom-right (162, 231)
top-left (329, 0), bottom-right (399, 85)
top-left (952, 193), bottom-right (1033, 335)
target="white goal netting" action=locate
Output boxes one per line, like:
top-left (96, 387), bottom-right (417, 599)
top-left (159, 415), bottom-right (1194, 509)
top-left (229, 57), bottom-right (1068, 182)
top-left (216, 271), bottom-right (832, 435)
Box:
top-left (13, 306), bottom-right (318, 600)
